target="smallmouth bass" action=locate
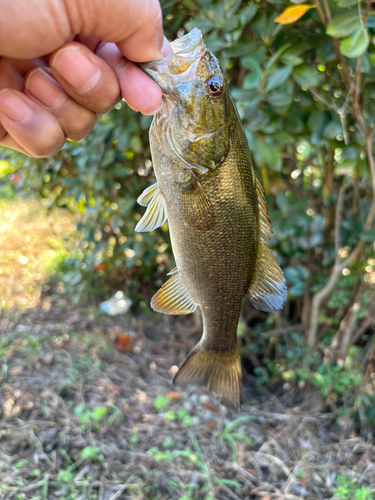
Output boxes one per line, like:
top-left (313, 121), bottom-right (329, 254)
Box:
top-left (136, 29), bottom-right (286, 409)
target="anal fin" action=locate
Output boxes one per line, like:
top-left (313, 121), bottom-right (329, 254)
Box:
top-left (246, 238), bottom-right (287, 313)
top-left (174, 343), bottom-right (242, 410)
top-left (151, 268), bottom-right (197, 315)
top-left (135, 187), bottom-right (167, 232)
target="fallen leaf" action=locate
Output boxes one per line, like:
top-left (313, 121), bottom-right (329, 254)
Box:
top-left (275, 5), bottom-right (315, 25)
top-left (168, 391), bottom-right (181, 401)
top-left (201, 399), bottom-right (218, 413)
top-left (106, 382), bottom-right (121, 399)
top-left (359, 449), bottom-right (372, 464)
top-left (204, 421), bottom-right (217, 431)
top-left (117, 334), bottom-right (134, 352)
top-left (328, 432), bottom-right (340, 443)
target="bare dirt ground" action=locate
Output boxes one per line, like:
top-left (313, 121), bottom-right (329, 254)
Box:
top-left (0, 200), bottom-right (374, 500)
top-left (1, 302), bottom-right (375, 500)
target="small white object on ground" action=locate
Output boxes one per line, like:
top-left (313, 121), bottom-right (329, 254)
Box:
top-left (99, 291), bottom-right (132, 316)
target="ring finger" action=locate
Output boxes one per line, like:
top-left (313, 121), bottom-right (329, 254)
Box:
top-left (25, 67), bottom-right (97, 141)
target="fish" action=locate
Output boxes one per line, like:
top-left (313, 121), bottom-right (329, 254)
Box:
top-left (136, 28), bottom-right (287, 409)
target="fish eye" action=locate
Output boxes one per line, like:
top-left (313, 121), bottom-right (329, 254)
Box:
top-left (205, 77), bottom-right (224, 99)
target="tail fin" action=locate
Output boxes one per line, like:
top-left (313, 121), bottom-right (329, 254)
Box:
top-left (173, 344), bottom-right (242, 409)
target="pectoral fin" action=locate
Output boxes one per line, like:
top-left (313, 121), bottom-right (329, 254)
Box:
top-left (137, 182), bottom-right (159, 207)
top-left (178, 177), bottom-right (215, 231)
top-left (151, 268), bottom-right (197, 314)
top-left (246, 180), bottom-right (287, 313)
top-left (135, 187), bottom-right (167, 232)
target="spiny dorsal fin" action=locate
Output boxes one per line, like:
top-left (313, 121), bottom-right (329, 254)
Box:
top-left (246, 238), bottom-right (287, 313)
top-left (151, 268), bottom-right (197, 315)
top-left (256, 178), bottom-right (273, 241)
top-left (137, 182), bottom-right (159, 207)
top-left (174, 344), bottom-right (242, 410)
top-left (135, 188), bottom-right (167, 232)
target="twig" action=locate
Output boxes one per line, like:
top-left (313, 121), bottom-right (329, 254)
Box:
top-left (308, 87), bottom-right (337, 111)
top-left (313, 0), bottom-right (326, 27)
top-left (321, 0), bottom-right (332, 22)
top-left (260, 323), bottom-right (304, 338)
top-left (352, 318), bottom-right (372, 344)
top-left (107, 483), bottom-right (129, 500)
top-left (254, 451), bottom-right (292, 477)
top-left (3, 477), bottom-right (49, 500)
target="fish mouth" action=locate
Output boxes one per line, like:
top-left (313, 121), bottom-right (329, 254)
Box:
top-left (140, 28), bottom-right (206, 93)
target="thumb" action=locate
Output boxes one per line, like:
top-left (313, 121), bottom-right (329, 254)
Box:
top-left (0, 0), bottom-right (164, 62)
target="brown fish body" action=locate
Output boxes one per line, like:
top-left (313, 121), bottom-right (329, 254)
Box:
top-left (136, 29), bottom-right (286, 408)
top-left (151, 98), bottom-right (257, 348)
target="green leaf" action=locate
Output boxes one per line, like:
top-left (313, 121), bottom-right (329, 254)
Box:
top-left (239, 3), bottom-right (257, 25)
top-left (267, 91), bottom-right (293, 107)
top-left (154, 395), bottom-right (171, 411)
top-left (222, 416), bottom-right (254, 434)
top-left (265, 43), bottom-right (291, 70)
top-left (243, 72), bottom-right (261, 89)
top-left (284, 267), bottom-right (300, 283)
top-left (323, 121), bottom-right (342, 139)
top-left (0, 160), bottom-right (13, 178)
top-left (214, 479), bottom-right (243, 489)
top-left (241, 56), bottom-right (262, 73)
top-left (289, 281), bottom-right (305, 296)
top-left (326, 13), bottom-right (360, 38)
top-left (337, 0), bottom-right (358, 7)
top-left (92, 407), bottom-right (107, 421)
top-left (339, 27), bottom-right (369, 58)
top-left (359, 230), bottom-right (375, 242)
top-left (279, 44), bottom-right (308, 66)
top-left (265, 66), bottom-right (292, 92)
top-left (276, 190), bottom-right (289, 212)
top-left (308, 110), bottom-right (325, 132)
top-left (292, 64), bottom-right (320, 86)
top-left (252, 136), bottom-right (281, 170)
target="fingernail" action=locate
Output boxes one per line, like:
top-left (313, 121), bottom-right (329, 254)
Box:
top-left (52, 47), bottom-right (100, 94)
top-left (25, 68), bottom-right (65, 110)
top-left (162, 37), bottom-right (173, 57)
top-left (143, 101), bottom-right (163, 116)
top-left (0, 90), bottom-right (32, 124)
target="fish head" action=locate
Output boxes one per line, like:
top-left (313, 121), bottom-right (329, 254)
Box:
top-left (141, 28), bottom-right (230, 172)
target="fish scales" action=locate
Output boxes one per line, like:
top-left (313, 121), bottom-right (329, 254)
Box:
top-left (137, 29), bottom-right (287, 409)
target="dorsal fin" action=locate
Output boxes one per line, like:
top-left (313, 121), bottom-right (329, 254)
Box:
top-left (151, 268), bottom-right (197, 315)
top-left (137, 182), bottom-right (159, 207)
top-left (135, 187), bottom-right (167, 232)
top-left (245, 180), bottom-right (287, 313)
top-left (256, 178), bottom-right (273, 240)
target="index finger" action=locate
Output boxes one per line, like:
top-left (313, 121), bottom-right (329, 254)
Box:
top-left (72, 0), bottom-right (165, 63)
top-left (0, 0), bottom-right (164, 62)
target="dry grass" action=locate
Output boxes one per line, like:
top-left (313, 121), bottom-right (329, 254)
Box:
top-left (0, 199), bottom-right (75, 311)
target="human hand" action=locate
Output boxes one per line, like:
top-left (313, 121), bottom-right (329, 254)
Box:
top-left (0, 0), bottom-right (171, 158)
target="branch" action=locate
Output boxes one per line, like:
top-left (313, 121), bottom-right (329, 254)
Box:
top-left (308, 87), bottom-right (337, 111)
top-left (313, 0), bottom-right (326, 27)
